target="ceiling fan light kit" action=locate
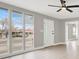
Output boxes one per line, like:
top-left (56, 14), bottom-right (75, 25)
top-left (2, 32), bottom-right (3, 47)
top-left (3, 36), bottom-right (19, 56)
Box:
top-left (48, 0), bottom-right (79, 13)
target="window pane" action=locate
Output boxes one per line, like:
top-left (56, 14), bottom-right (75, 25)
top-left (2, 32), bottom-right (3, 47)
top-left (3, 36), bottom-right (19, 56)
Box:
top-left (68, 24), bottom-right (76, 40)
top-left (0, 8), bottom-right (9, 54)
top-left (25, 15), bottom-right (34, 50)
top-left (11, 11), bottom-right (23, 52)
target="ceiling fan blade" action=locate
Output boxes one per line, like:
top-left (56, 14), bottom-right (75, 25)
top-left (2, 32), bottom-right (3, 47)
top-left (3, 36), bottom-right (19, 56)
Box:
top-left (57, 9), bottom-right (62, 12)
top-left (48, 5), bottom-right (61, 7)
top-left (67, 5), bottom-right (79, 8)
top-left (66, 8), bottom-right (73, 12)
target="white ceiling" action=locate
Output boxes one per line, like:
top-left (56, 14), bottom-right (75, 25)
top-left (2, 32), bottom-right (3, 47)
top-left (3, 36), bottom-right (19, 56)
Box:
top-left (0, 0), bottom-right (79, 19)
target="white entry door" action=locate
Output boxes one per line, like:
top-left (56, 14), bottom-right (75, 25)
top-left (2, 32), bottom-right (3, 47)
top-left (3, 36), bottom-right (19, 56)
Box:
top-left (44, 19), bottom-right (54, 47)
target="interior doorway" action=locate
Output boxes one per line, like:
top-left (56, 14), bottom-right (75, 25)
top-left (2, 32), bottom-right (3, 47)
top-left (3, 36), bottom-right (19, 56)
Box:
top-left (65, 21), bottom-right (78, 41)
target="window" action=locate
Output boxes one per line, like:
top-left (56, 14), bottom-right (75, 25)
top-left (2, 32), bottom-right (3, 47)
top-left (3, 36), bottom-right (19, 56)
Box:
top-left (0, 8), bottom-right (9, 54)
top-left (72, 24), bottom-right (76, 36)
top-left (25, 15), bottom-right (34, 50)
top-left (11, 11), bottom-right (23, 52)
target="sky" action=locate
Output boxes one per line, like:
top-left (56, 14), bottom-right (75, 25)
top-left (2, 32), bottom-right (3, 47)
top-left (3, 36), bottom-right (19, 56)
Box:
top-left (0, 8), bottom-right (33, 29)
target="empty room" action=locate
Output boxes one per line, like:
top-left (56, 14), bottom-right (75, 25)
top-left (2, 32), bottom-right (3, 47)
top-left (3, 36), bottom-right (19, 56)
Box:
top-left (0, 0), bottom-right (79, 59)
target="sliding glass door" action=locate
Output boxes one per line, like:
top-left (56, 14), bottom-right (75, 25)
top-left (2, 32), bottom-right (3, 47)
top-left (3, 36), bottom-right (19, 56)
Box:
top-left (0, 7), bottom-right (34, 56)
top-left (0, 8), bottom-right (9, 54)
top-left (11, 11), bottom-right (23, 52)
top-left (25, 15), bottom-right (34, 50)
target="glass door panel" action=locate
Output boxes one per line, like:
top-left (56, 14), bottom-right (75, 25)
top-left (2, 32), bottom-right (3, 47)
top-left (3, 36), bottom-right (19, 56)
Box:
top-left (0, 8), bottom-right (9, 54)
top-left (25, 15), bottom-right (34, 50)
top-left (11, 11), bottom-right (23, 52)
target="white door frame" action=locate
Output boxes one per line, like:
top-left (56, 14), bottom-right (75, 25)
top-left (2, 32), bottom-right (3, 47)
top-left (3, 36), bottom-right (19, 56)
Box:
top-left (65, 21), bottom-right (78, 42)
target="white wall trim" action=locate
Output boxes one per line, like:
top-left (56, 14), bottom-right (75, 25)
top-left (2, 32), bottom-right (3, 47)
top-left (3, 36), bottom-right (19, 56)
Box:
top-left (53, 42), bottom-right (66, 45)
top-left (44, 42), bottom-right (66, 48)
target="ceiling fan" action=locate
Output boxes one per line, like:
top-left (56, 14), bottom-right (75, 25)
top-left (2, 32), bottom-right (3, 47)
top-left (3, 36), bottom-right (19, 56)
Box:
top-left (48, 0), bottom-right (79, 12)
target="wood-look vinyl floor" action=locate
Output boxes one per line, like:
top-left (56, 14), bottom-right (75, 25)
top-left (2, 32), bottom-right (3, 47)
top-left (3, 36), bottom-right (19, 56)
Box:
top-left (5, 41), bottom-right (79, 59)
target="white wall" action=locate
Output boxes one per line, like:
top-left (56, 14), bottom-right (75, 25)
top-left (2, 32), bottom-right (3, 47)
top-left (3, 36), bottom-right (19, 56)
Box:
top-left (54, 20), bottom-right (65, 43)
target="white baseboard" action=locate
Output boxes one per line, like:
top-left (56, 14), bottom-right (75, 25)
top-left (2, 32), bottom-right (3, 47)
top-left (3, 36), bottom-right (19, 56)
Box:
top-left (43, 42), bottom-right (66, 48)
top-left (34, 46), bottom-right (45, 50)
top-left (53, 42), bottom-right (66, 45)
